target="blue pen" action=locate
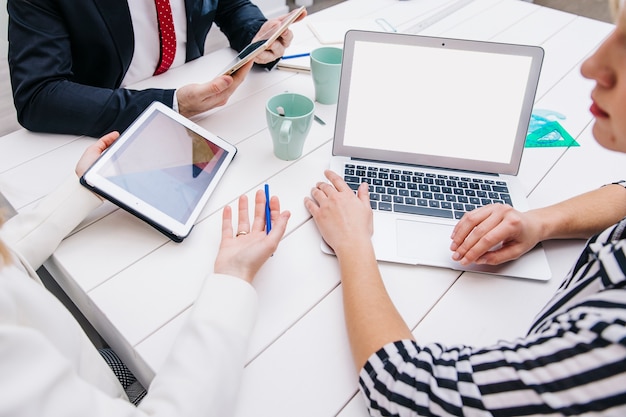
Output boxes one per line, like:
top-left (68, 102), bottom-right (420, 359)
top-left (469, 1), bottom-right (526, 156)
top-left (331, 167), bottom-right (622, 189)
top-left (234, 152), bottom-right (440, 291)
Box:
top-left (282, 53), bottom-right (310, 60)
top-left (264, 184), bottom-right (272, 234)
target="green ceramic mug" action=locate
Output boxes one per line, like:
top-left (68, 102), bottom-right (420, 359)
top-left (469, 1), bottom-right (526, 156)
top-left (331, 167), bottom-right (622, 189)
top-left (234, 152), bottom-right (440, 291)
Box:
top-left (310, 47), bottom-right (343, 104)
top-left (266, 93), bottom-right (315, 160)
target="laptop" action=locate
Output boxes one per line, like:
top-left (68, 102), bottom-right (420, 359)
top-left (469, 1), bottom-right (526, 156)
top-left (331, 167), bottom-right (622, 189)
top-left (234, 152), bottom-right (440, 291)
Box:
top-left (326, 30), bottom-right (551, 281)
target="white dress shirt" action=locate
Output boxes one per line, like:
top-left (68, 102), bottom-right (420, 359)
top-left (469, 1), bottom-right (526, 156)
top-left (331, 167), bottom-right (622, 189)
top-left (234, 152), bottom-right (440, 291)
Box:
top-left (122, 0), bottom-right (188, 87)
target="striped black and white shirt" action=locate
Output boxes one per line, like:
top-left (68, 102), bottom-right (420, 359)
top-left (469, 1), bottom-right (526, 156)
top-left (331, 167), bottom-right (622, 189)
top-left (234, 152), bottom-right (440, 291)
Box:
top-left (360, 185), bottom-right (626, 416)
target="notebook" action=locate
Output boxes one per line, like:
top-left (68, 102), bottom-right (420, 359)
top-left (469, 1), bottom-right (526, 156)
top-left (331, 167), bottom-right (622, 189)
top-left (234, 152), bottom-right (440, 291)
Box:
top-left (326, 30), bottom-right (551, 281)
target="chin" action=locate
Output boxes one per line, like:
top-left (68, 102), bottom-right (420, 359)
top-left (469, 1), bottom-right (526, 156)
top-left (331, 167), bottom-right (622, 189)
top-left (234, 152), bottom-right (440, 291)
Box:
top-left (592, 123), bottom-right (619, 151)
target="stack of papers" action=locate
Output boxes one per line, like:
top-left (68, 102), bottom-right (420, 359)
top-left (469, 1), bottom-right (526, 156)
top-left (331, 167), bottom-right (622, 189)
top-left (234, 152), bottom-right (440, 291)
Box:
top-left (307, 18), bottom-right (395, 44)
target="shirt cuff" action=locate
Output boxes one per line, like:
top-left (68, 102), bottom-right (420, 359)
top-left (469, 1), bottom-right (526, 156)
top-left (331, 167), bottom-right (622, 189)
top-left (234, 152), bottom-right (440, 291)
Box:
top-left (172, 90), bottom-right (179, 113)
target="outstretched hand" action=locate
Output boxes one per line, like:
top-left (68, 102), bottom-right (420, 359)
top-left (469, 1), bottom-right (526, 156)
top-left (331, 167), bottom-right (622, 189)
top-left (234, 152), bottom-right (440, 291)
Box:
top-left (214, 189), bottom-right (290, 283)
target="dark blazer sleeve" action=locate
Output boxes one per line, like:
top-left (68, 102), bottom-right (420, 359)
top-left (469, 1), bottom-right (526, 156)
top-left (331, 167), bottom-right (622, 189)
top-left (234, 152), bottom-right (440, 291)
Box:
top-left (8, 0), bottom-right (267, 138)
top-left (8, 0), bottom-right (176, 138)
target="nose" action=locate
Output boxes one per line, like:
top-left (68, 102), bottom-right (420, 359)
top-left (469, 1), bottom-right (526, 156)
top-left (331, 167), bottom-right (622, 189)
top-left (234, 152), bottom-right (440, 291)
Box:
top-left (580, 33), bottom-right (616, 88)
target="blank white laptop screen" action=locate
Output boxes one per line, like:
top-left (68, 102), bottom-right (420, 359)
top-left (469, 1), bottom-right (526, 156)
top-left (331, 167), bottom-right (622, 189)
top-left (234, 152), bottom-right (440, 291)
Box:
top-left (343, 41), bottom-right (532, 164)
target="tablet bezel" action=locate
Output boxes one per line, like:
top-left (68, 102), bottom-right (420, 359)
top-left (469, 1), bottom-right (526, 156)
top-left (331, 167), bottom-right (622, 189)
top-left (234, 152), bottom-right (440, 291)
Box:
top-left (81, 101), bottom-right (237, 242)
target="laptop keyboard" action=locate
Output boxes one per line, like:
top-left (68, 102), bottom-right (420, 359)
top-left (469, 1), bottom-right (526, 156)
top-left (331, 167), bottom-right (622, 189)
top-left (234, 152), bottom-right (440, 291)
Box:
top-left (343, 163), bottom-right (512, 220)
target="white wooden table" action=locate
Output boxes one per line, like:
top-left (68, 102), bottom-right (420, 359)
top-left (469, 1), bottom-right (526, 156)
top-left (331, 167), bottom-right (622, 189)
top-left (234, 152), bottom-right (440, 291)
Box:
top-left (0, 1), bottom-right (618, 416)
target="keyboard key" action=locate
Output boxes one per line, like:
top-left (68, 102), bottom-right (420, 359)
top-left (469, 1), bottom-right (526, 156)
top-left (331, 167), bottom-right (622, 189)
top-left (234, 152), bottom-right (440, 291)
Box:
top-left (493, 185), bottom-right (509, 193)
top-left (395, 204), bottom-right (453, 219)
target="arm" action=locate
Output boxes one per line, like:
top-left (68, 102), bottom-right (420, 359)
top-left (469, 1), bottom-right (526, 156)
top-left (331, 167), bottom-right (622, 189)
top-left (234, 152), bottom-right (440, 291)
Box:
top-left (304, 170), bottom-right (413, 370)
top-left (0, 133), bottom-right (118, 269)
top-left (8, 0), bottom-right (175, 137)
top-left (450, 182), bottom-right (626, 266)
top-left (139, 189), bottom-right (290, 416)
top-left (360, 307), bottom-right (626, 416)
top-left (0, 188), bottom-right (290, 417)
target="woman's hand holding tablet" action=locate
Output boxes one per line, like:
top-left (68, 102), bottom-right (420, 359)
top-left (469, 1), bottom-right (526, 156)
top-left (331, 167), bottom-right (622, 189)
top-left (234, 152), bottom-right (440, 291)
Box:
top-left (80, 102), bottom-right (238, 242)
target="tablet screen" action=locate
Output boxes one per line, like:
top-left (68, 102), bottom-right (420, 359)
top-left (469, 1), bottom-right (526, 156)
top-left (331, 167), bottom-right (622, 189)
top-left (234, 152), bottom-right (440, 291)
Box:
top-left (82, 102), bottom-right (237, 241)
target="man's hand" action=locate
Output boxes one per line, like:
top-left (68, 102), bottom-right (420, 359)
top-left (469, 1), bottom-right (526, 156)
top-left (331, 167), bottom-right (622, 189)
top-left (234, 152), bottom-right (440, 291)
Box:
top-left (177, 60), bottom-right (254, 118)
top-left (252, 9), bottom-right (307, 64)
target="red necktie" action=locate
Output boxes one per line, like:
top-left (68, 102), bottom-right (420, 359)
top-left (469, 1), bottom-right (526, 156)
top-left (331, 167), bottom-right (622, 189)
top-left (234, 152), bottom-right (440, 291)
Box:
top-left (154, 0), bottom-right (176, 75)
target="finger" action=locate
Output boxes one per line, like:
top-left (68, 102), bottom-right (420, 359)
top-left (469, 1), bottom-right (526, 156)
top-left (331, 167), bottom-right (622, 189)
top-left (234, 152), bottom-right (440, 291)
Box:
top-left (304, 196), bottom-right (319, 217)
top-left (357, 182), bottom-right (370, 204)
top-left (316, 181), bottom-right (337, 197)
top-left (450, 205), bottom-right (493, 244)
top-left (206, 76), bottom-right (234, 95)
top-left (294, 9), bottom-right (307, 22)
top-left (268, 197), bottom-right (290, 241)
top-left (251, 189), bottom-right (266, 233)
top-left (221, 205), bottom-right (234, 240)
top-left (256, 47), bottom-right (284, 64)
top-left (475, 242), bottom-right (525, 265)
top-left (230, 60), bottom-right (254, 81)
top-left (98, 131), bottom-right (119, 150)
top-left (236, 195), bottom-right (250, 233)
top-left (275, 29), bottom-right (293, 46)
top-left (324, 169), bottom-right (352, 192)
top-left (456, 224), bottom-right (512, 265)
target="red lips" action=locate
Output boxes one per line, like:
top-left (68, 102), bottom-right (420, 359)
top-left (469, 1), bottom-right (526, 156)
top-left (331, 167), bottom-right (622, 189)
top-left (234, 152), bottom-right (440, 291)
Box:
top-left (590, 101), bottom-right (609, 118)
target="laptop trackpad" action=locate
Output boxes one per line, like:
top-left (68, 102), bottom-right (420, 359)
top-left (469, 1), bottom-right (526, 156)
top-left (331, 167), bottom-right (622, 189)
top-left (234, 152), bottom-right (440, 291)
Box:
top-left (396, 219), bottom-right (457, 266)
top-left (395, 218), bottom-right (552, 281)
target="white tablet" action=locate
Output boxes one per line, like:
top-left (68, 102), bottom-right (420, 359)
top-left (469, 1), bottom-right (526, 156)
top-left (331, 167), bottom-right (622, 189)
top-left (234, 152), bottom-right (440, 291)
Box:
top-left (81, 102), bottom-right (237, 242)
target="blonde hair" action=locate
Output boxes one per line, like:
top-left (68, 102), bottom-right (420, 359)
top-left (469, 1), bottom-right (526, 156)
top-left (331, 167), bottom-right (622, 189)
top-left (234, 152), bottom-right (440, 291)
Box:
top-left (610, 0), bottom-right (623, 18)
top-left (0, 215), bottom-right (11, 266)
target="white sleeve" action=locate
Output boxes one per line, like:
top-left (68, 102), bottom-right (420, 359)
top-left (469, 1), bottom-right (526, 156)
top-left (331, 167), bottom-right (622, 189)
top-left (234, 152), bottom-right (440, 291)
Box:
top-left (0, 176), bottom-right (102, 269)
top-left (0, 272), bottom-right (257, 417)
top-left (137, 273), bottom-right (258, 417)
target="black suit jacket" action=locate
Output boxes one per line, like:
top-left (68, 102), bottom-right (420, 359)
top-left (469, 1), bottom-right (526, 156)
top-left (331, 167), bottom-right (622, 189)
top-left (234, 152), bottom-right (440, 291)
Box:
top-left (8, 0), bottom-right (266, 137)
